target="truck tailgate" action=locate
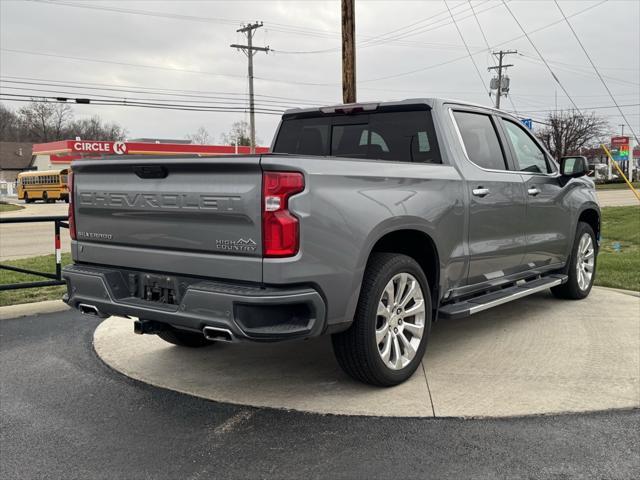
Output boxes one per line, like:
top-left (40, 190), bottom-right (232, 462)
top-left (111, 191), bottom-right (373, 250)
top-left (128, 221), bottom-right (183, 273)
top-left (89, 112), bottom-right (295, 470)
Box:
top-left (72, 156), bottom-right (263, 282)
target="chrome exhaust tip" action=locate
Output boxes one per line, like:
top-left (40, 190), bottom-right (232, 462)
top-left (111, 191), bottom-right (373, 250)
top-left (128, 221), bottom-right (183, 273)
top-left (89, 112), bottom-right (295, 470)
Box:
top-left (202, 326), bottom-right (235, 343)
top-left (78, 303), bottom-right (101, 316)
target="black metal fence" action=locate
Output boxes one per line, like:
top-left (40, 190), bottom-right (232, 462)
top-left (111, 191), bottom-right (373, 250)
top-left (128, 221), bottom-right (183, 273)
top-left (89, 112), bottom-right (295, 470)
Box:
top-left (0, 216), bottom-right (69, 291)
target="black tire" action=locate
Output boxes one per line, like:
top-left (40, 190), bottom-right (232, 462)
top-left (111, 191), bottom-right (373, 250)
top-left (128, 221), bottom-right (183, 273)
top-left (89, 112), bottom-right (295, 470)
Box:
top-left (42, 191), bottom-right (49, 203)
top-left (552, 221), bottom-right (597, 300)
top-left (156, 328), bottom-right (215, 348)
top-left (64, 196), bottom-right (69, 204)
top-left (24, 193), bottom-right (32, 204)
top-left (332, 253), bottom-right (432, 387)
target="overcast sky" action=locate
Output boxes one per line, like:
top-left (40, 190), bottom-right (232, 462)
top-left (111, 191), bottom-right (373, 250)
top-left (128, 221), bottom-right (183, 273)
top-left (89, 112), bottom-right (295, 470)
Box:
top-left (1, 0), bottom-right (638, 145)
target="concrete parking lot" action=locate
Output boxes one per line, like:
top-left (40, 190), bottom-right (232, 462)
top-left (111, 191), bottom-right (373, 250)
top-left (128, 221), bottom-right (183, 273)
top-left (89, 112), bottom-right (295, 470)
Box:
top-left (1, 309), bottom-right (639, 480)
top-left (95, 287), bottom-right (639, 418)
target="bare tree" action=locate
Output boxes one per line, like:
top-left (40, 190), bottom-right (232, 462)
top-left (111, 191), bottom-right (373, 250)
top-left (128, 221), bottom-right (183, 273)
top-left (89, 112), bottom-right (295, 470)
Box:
top-left (68, 116), bottom-right (126, 141)
top-left (18, 102), bottom-right (72, 142)
top-left (0, 104), bottom-right (22, 141)
top-left (186, 126), bottom-right (212, 145)
top-left (0, 101), bottom-right (125, 142)
top-left (221, 120), bottom-right (252, 146)
top-left (536, 110), bottom-right (609, 160)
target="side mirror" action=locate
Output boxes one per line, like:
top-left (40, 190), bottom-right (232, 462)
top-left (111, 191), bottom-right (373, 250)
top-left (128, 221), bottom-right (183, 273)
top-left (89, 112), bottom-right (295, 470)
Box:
top-left (560, 156), bottom-right (588, 178)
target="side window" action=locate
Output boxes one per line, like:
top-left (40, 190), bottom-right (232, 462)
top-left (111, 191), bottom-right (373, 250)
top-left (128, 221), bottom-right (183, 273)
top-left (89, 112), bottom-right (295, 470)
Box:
top-left (453, 111), bottom-right (508, 170)
top-left (501, 119), bottom-right (551, 174)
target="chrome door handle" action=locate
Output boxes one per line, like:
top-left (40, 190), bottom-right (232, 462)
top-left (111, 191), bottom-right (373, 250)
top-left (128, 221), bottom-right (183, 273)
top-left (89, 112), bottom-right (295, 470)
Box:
top-left (528, 187), bottom-right (541, 196)
top-left (472, 187), bottom-right (490, 197)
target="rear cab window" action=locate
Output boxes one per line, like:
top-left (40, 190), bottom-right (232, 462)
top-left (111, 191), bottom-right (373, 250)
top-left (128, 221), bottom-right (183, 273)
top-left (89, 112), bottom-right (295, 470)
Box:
top-left (273, 109), bottom-right (442, 164)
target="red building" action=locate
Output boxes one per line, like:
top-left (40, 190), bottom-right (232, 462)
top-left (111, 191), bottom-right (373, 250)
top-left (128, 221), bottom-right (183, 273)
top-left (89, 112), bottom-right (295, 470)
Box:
top-left (31, 139), bottom-right (269, 170)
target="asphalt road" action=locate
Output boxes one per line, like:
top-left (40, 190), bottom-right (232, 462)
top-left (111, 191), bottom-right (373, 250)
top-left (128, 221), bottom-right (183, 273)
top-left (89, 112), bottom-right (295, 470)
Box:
top-left (0, 202), bottom-right (70, 261)
top-left (1, 310), bottom-right (639, 480)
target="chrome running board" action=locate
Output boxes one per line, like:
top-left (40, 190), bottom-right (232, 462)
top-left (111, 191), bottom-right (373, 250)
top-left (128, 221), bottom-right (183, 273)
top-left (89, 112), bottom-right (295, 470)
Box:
top-left (439, 274), bottom-right (567, 320)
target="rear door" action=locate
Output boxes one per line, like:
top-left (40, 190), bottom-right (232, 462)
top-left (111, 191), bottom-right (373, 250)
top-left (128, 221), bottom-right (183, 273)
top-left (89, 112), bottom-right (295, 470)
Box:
top-left (450, 109), bottom-right (529, 286)
top-left (498, 118), bottom-right (571, 268)
top-left (72, 156), bottom-right (264, 282)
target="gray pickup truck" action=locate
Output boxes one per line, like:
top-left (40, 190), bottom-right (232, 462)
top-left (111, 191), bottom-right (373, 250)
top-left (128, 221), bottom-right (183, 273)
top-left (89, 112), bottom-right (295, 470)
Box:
top-left (63, 99), bottom-right (599, 386)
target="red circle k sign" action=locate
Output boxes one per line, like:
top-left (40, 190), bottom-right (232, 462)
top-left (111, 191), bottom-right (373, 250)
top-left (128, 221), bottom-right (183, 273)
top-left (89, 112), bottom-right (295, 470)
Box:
top-left (113, 142), bottom-right (127, 155)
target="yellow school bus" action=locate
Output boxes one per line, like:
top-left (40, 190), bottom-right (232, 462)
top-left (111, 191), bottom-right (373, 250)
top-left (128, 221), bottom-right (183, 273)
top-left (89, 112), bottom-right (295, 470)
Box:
top-left (17, 168), bottom-right (70, 203)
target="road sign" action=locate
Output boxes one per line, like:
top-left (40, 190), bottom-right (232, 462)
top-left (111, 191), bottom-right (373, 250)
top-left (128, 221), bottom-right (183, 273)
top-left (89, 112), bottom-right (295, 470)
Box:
top-left (521, 118), bottom-right (533, 129)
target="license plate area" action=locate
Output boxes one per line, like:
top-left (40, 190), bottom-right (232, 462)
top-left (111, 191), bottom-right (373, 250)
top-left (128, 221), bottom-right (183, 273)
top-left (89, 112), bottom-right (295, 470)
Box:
top-left (138, 273), bottom-right (179, 305)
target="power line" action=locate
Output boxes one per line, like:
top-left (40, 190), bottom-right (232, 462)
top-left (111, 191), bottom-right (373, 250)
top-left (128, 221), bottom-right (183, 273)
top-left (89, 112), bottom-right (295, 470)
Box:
top-left (230, 22), bottom-right (271, 153)
top-left (360, 0), bottom-right (606, 83)
top-left (443, 0), bottom-right (490, 99)
top-left (0, 75), bottom-right (334, 105)
top-left (0, 48), bottom-right (339, 87)
top-left (0, 93), bottom-right (286, 115)
top-left (517, 54), bottom-right (639, 88)
top-left (508, 103), bottom-right (640, 113)
top-left (26, 0), bottom-right (483, 54)
top-left (0, 85), bottom-right (301, 110)
top-left (500, 0), bottom-right (582, 113)
top-left (468, 0), bottom-right (520, 115)
top-left (553, 0), bottom-right (639, 143)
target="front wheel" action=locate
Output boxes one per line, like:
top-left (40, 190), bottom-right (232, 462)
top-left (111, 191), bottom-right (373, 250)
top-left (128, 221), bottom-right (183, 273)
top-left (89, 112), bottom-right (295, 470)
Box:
top-left (332, 253), bottom-right (432, 387)
top-left (552, 222), bottom-right (597, 300)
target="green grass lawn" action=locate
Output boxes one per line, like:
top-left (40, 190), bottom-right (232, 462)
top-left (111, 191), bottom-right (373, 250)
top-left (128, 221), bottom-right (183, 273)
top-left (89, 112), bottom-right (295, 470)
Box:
top-left (596, 206), bottom-right (640, 291)
top-left (0, 253), bottom-right (71, 306)
top-left (0, 207), bottom-right (638, 306)
top-left (595, 182), bottom-right (640, 191)
top-left (0, 203), bottom-right (24, 213)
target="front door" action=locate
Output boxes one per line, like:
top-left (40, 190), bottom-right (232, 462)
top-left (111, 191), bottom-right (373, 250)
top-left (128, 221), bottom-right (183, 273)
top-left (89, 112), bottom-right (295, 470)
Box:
top-left (499, 118), bottom-right (571, 268)
top-left (451, 110), bottom-right (528, 286)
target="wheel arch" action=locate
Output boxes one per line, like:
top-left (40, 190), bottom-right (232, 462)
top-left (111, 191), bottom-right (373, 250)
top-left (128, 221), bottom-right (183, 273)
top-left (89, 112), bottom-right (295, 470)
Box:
top-left (578, 207), bottom-right (601, 245)
top-left (367, 228), bottom-right (440, 306)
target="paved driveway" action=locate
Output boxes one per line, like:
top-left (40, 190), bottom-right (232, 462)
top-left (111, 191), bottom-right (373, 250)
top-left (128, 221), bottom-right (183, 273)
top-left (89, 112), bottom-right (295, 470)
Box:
top-left (1, 310), bottom-right (639, 479)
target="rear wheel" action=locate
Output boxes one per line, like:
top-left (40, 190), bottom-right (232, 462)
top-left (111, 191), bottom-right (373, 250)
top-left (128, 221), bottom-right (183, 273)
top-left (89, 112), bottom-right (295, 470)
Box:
top-left (42, 191), bottom-right (49, 203)
top-left (156, 328), bottom-right (215, 348)
top-left (332, 253), bottom-right (432, 387)
top-left (552, 222), bottom-right (597, 300)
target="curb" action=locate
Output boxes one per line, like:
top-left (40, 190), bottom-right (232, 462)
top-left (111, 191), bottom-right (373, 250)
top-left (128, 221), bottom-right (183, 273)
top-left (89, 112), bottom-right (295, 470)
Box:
top-left (0, 300), bottom-right (69, 320)
top-left (594, 286), bottom-right (640, 298)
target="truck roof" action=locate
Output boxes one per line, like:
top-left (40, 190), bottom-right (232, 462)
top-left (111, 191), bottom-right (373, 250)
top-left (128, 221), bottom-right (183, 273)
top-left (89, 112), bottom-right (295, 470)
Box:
top-left (282, 98), bottom-right (513, 119)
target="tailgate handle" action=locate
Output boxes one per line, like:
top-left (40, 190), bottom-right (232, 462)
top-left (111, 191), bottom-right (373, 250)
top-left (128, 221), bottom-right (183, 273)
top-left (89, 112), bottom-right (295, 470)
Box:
top-left (133, 165), bottom-right (168, 179)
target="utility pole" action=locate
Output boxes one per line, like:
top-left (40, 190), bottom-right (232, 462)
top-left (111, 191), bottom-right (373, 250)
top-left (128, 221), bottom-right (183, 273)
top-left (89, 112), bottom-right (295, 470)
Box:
top-left (230, 22), bottom-right (269, 154)
top-left (619, 124), bottom-right (625, 136)
top-left (341, 0), bottom-right (356, 104)
top-left (488, 50), bottom-right (517, 109)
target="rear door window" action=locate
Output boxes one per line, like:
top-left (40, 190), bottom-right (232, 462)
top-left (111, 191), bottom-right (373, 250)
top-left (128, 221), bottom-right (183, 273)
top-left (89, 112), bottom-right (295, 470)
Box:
top-left (274, 110), bottom-right (441, 163)
top-left (453, 111), bottom-right (508, 171)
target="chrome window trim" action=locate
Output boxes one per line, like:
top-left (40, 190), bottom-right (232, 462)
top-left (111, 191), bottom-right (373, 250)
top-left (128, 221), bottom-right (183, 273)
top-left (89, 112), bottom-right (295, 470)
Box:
top-left (449, 107), bottom-right (559, 178)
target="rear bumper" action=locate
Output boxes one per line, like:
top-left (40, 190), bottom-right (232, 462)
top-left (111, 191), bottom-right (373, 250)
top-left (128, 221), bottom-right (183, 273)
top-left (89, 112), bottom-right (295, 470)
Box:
top-left (62, 264), bottom-right (326, 342)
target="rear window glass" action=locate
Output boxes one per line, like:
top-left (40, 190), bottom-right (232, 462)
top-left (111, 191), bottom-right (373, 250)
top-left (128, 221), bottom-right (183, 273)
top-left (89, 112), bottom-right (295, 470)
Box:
top-left (273, 110), bottom-right (442, 164)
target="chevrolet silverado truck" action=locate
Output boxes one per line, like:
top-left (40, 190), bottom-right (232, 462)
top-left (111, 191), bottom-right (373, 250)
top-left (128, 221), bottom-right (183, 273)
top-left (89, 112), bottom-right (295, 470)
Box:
top-left (63, 99), bottom-right (599, 386)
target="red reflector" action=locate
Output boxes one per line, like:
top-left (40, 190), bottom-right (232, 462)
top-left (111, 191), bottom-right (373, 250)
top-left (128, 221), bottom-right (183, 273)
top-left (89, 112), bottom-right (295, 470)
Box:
top-left (262, 171), bottom-right (304, 257)
top-left (68, 172), bottom-right (77, 240)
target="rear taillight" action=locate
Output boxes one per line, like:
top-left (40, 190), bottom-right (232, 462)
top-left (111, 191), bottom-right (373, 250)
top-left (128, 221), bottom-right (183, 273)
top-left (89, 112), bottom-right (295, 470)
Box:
top-left (68, 172), bottom-right (76, 240)
top-left (262, 171), bottom-right (304, 257)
